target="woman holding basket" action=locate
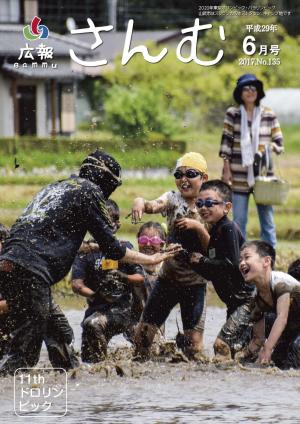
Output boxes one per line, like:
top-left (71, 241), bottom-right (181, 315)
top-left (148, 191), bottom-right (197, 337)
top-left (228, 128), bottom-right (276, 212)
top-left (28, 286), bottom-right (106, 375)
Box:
top-left (219, 73), bottom-right (284, 248)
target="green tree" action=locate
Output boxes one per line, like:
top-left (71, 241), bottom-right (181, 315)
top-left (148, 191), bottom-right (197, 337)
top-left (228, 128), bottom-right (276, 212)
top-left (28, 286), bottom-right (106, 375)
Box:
top-left (104, 85), bottom-right (179, 139)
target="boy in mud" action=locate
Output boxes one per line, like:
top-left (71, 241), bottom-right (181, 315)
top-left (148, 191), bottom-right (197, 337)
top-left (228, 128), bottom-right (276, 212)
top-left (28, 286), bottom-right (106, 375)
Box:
top-left (239, 241), bottom-right (300, 368)
top-left (71, 200), bottom-right (145, 362)
top-left (0, 150), bottom-right (179, 375)
top-left (189, 180), bottom-right (255, 360)
top-left (0, 224), bottom-right (79, 370)
top-left (131, 152), bottom-right (209, 359)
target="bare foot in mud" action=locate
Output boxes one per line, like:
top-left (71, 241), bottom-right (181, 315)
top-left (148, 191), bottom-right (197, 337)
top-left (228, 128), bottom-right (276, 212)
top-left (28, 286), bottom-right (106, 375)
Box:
top-left (168, 351), bottom-right (189, 363)
top-left (213, 354), bottom-right (231, 363)
top-left (211, 356), bottom-right (235, 365)
top-left (189, 351), bottom-right (210, 364)
top-left (158, 341), bottom-right (177, 356)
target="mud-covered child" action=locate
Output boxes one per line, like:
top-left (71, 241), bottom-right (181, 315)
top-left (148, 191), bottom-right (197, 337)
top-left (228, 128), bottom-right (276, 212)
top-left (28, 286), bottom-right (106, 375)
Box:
top-left (71, 200), bottom-right (145, 363)
top-left (189, 180), bottom-right (255, 359)
top-left (131, 152), bottom-right (210, 359)
top-left (239, 241), bottom-right (300, 369)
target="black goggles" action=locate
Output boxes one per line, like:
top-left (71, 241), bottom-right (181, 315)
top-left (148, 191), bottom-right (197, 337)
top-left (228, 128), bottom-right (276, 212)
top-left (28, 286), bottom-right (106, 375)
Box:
top-left (196, 199), bottom-right (224, 208)
top-left (173, 169), bottom-right (203, 179)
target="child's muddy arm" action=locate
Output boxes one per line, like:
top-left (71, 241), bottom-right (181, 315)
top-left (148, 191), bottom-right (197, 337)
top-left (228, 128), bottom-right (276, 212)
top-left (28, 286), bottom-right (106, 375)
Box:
top-left (236, 318), bottom-right (265, 361)
top-left (127, 273), bottom-right (145, 285)
top-left (258, 293), bottom-right (290, 364)
top-left (248, 318), bottom-right (265, 354)
top-left (79, 240), bottom-right (99, 254)
top-left (132, 193), bottom-right (168, 222)
top-left (145, 198), bottom-right (166, 214)
top-left (71, 278), bottom-right (95, 299)
top-left (122, 245), bottom-right (181, 265)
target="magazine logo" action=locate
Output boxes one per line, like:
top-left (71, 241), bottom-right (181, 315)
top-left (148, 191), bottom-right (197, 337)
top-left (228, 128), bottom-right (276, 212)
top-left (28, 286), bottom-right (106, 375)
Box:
top-left (23, 16), bottom-right (49, 40)
top-left (15, 16), bottom-right (57, 70)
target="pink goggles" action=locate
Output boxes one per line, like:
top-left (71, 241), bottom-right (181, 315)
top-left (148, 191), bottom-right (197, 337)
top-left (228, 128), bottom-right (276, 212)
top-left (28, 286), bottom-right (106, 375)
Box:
top-left (137, 235), bottom-right (165, 246)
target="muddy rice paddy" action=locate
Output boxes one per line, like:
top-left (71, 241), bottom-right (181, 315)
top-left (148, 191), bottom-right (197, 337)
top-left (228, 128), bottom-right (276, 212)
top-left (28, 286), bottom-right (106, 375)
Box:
top-left (1, 306), bottom-right (300, 423)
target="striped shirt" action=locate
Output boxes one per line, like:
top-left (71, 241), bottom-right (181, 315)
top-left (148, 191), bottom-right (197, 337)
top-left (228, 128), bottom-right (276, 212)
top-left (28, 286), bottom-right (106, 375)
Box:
top-left (219, 106), bottom-right (283, 193)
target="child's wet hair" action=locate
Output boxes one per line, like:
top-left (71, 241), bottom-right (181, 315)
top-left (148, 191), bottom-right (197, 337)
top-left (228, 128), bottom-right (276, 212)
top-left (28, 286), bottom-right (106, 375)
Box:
top-left (199, 179), bottom-right (232, 203)
top-left (241, 240), bottom-right (276, 269)
top-left (288, 259), bottom-right (300, 281)
top-left (106, 199), bottom-right (120, 215)
top-left (137, 221), bottom-right (167, 241)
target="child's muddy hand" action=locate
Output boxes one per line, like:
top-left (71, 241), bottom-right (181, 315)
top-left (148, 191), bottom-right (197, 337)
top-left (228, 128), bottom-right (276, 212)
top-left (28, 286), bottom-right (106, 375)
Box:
top-left (175, 218), bottom-right (200, 231)
top-left (256, 346), bottom-right (272, 365)
top-left (189, 252), bottom-right (203, 264)
top-left (150, 252), bottom-right (168, 264)
top-left (168, 245), bottom-right (184, 257)
top-left (151, 244), bottom-right (183, 263)
top-left (131, 198), bottom-right (145, 223)
top-left (165, 243), bottom-right (182, 252)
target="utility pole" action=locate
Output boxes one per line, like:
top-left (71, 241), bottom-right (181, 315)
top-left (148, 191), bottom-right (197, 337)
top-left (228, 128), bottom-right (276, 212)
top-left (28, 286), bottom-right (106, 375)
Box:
top-left (108, 0), bottom-right (118, 31)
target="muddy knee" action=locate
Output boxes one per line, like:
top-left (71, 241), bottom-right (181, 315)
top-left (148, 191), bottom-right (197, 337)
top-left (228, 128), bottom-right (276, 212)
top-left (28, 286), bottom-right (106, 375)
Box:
top-left (82, 315), bottom-right (108, 362)
top-left (84, 314), bottom-right (107, 336)
top-left (214, 337), bottom-right (231, 358)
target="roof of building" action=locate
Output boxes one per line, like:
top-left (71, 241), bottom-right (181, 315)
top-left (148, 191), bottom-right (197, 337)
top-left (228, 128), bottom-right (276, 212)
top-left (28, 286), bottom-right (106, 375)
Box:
top-left (0, 25), bottom-right (180, 59)
top-left (2, 62), bottom-right (84, 80)
top-left (0, 24), bottom-right (92, 58)
top-left (0, 25), bottom-right (180, 79)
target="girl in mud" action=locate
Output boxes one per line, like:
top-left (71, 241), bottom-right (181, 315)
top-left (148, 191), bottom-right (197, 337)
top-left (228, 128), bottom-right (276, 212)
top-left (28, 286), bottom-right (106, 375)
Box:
top-left (137, 222), bottom-right (167, 299)
top-left (131, 152), bottom-right (209, 359)
top-left (125, 222), bottom-right (167, 343)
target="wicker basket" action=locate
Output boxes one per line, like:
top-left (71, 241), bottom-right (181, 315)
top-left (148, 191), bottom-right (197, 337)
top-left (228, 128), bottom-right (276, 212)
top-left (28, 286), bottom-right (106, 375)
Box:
top-left (253, 177), bottom-right (289, 205)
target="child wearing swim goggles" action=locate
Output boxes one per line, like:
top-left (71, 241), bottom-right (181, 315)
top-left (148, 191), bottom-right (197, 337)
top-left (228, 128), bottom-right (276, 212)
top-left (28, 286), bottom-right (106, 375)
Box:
top-left (127, 222), bottom-right (168, 346)
top-left (137, 222), bottom-right (166, 293)
top-left (131, 152), bottom-right (209, 360)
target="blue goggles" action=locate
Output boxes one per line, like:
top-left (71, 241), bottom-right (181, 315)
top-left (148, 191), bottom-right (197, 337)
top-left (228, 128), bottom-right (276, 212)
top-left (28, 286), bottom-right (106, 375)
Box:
top-left (196, 199), bottom-right (224, 208)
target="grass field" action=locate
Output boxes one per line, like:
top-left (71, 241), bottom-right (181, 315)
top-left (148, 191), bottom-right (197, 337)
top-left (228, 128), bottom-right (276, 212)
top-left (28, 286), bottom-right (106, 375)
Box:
top-left (0, 124), bottom-right (299, 294)
top-left (1, 165), bottom-right (299, 240)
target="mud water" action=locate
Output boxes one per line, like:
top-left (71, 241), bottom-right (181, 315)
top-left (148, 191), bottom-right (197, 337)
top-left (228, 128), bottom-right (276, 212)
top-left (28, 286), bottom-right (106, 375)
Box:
top-left (1, 306), bottom-right (300, 423)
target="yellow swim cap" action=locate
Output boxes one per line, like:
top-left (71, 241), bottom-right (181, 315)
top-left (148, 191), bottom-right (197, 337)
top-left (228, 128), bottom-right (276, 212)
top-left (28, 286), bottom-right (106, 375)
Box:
top-left (175, 152), bottom-right (208, 173)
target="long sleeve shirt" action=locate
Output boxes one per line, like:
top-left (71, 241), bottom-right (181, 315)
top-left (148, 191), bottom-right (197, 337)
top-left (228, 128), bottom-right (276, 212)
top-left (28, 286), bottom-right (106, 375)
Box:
top-left (191, 216), bottom-right (255, 314)
top-left (1, 176), bottom-right (126, 286)
top-left (219, 106), bottom-right (283, 193)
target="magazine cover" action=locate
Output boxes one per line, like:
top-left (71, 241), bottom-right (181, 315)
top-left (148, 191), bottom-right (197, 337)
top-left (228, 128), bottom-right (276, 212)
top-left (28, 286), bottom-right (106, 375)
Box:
top-left (0, 1), bottom-right (300, 422)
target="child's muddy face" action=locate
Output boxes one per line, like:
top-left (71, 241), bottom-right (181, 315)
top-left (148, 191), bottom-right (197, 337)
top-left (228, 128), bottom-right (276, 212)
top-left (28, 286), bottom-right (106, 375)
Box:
top-left (174, 166), bottom-right (205, 199)
top-left (239, 246), bottom-right (265, 283)
top-left (107, 208), bottom-right (120, 234)
top-left (138, 227), bottom-right (165, 256)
